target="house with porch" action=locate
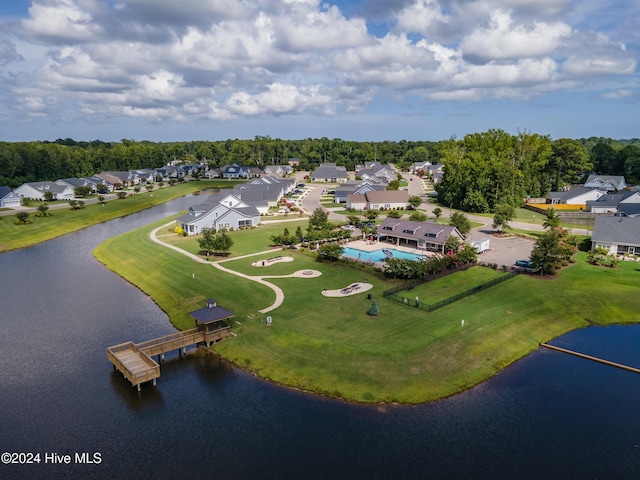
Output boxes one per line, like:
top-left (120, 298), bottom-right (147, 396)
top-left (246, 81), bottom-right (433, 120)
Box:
top-left (376, 218), bottom-right (464, 254)
top-left (177, 193), bottom-right (260, 235)
top-left (591, 216), bottom-right (640, 257)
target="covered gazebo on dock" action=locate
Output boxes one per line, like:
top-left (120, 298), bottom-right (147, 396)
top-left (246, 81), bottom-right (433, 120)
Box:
top-left (189, 298), bottom-right (235, 334)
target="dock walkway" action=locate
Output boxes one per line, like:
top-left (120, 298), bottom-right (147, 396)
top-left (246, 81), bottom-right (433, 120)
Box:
top-left (540, 343), bottom-right (640, 374)
top-left (108, 326), bottom-right (231, 390)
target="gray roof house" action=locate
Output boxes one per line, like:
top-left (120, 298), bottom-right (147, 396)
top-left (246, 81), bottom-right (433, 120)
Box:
top-left (177, 193), bottom-right (260, 235)
top-left (13, 181), bottom-right (74, 201)
top-left (311, 163), bottom-right (349, 183)
top-left (584, 174), bottom-right (626, 192)
top-left (0, 186), bottom-right (22, 208)
top-left (586, 190), bottom-right (637, 214)
top-left (591, 216), bottom-right (640, 256)
top-left (334, 180), bottom-right (386, 204)
top-left (376, 218), bottom-right (464, 253)
top-left (547, 186), bottom-right (606, 205)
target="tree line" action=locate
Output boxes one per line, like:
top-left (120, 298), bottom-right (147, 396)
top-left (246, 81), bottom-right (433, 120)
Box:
top-left (435, 130), bottom-right (640, 213)
top-left (1, 134), bottom-right (638, 202)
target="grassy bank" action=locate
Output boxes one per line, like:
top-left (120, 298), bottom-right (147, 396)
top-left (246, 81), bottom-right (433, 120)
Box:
top-left (0, 180), bottom-right (241, 252)
top-left (94, 220), bottom-right (640, 404)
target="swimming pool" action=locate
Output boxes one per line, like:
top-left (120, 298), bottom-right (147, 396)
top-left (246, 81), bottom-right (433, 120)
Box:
top-left (342, 246), bottom-right (424, 262)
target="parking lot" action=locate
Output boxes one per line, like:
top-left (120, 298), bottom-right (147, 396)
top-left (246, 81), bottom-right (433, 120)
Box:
top-left (471, 233), bottom-right (535, 269)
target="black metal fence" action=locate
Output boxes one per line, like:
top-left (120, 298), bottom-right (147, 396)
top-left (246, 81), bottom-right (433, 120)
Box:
top-left (383, 271), bottom-right (518, 313)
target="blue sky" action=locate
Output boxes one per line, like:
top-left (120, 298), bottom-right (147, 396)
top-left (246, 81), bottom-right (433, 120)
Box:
top-left (0, 0), bottom-right (637, 142)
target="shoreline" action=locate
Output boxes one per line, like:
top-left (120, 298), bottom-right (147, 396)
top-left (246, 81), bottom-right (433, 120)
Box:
top-left (95, 217), bottom-right (637, 404)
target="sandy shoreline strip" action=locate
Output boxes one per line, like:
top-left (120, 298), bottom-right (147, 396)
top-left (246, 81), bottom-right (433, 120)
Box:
top-left (322, 283), bottom-right (373, 297)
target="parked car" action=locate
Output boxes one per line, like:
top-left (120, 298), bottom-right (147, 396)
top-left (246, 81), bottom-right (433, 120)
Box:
top-left (515, 260), bottom-right (534, 268)
top-left (341, 225), bottom-right (355, 231)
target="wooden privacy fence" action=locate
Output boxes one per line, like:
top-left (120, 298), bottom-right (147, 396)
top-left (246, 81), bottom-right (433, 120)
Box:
top-left (384, 271), bottom-right (518, 313)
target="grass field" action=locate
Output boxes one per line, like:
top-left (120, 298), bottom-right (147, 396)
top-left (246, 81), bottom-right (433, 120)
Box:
top-left (0, 180), bottom-right (243, 252)
top-left (94, 219), bottom-right (640, 404)
top-left (394, 266), bottom-right (508, 304)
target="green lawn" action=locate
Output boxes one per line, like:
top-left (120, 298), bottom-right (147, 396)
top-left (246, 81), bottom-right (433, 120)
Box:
top-left (94, 219), bottom-right (640, 404)
top-left (395, 266), bottom-right (508, 304)
top-left (0, 180), bottom-right (243, 252)
top-left (160, 219), bottom-right (309, 258)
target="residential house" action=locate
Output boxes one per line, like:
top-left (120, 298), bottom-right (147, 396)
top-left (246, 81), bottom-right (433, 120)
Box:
top-left (427, 164), bottom-right (444, 183)
top-left (586, 190), bottom-right (637, 214)
top-left (584, 174), bottom-right (626, 192)
top-left (96, 171), bottom-right (130, 187)
top-left (13, 181), bottom-right (74, 201)
top-left (310, 163), bottom-right (349, 183)
top-left (130, 169), bottom-right (155, 184)
top-left (177, 193), bottom-right (260, 235)
top-left (0, 186), bottom-right (22, 208)
top-left (222, 164), bottom-right (248, 179)
top-left (334, 180), bottom-right (386, 204)
top-left (346, 193), bottom-right (368, 211)
top-left (288, 158), bottom-right (300, 168)
top-left (376, 218), bottom-right (464, 253)
top-left (346, 189), bottom-right (410, 211)
top-left (591, 216), bottom-right (640, 256)
top-left (262, 165), bottom-right (293, 176)
top-left (411, 161), bottom-right (431, 174)
top-left (547, 186), bottom-right (606, 205)
top-left (363, 190), bottom-right (410, 210)
top-left (56, 177), bottom-right (101, 194)
top-left (357, 163), bottom-right (396, 184)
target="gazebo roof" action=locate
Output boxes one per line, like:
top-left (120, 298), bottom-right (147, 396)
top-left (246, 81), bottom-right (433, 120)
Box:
top-left (188, 298), bottom-right (235, 324)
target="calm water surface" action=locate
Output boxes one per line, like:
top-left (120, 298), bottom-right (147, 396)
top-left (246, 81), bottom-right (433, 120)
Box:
top-left (1, 196), bottom-right (640, 479)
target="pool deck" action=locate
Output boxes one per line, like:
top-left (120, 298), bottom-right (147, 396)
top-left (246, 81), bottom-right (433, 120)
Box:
top-left (346, 239), bottom-right (437, 257)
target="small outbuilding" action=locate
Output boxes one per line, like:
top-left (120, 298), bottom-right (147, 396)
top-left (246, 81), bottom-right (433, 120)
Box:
top-left (189, 298), bottom-right (235, 333)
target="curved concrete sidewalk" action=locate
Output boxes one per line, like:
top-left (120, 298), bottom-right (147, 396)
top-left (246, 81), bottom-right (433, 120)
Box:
top-left (150, 222), bottom-right (320, 314)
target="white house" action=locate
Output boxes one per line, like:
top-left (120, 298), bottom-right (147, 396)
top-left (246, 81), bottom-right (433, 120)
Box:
top-left (584, 174), bottom-right (626, 192)
top-left (547, 186), bottom-right (606, 205)
top-left (13, 181), bottom-right (74, 201)
top-left (0, 186), bottom-right (22, 208)
top-left (177, 193), bottom-right (260, 235)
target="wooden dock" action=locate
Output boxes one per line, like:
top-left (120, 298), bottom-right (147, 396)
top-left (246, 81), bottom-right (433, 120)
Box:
top-left (108, 326), bottom-right (231, 391)
top-left (540, 343), bottom-right (640, 374)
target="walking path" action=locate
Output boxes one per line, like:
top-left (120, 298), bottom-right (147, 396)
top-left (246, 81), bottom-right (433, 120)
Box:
top-left (150, 222), bottom-right (321, 314)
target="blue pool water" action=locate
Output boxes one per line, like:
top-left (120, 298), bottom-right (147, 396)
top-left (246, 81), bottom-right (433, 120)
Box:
top-left (342, 246), bottom-right (423, 262)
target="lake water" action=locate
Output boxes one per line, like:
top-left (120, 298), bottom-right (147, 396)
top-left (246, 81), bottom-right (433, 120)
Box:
top-left (1, 196), bottom-right (640, 479)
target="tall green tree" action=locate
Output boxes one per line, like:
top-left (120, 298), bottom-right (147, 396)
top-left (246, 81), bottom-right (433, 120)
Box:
top-left (492, 204), bottom-right (515, 233)
top-left (212, 229), bottom-right (234, 255)
top-left (308, 207), bottom-right (329, 230)
top-left (542, 208), bottom-right (561, 230)
top-left (548, 139), bottom-right (591, 191)
top-left (197, 227), bottom-right (217, 255)
top-left (449, 211), bottom-right (471, 237)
